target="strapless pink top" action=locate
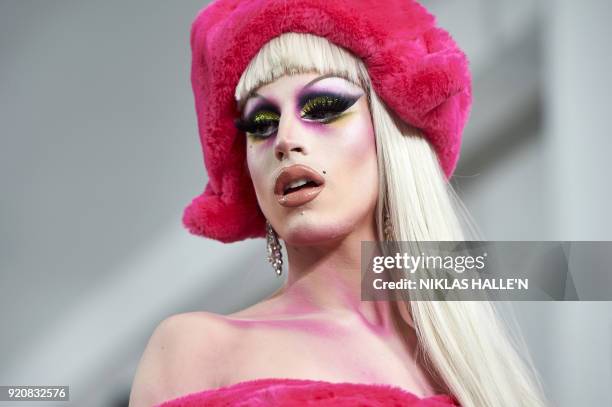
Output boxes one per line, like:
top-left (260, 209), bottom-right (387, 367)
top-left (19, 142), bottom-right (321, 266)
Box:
top-left (155, 378), bottom-right (460, 406)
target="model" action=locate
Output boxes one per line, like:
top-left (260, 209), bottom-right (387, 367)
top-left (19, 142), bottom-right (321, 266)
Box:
top-left (129, 1), bottom-right (549, 406)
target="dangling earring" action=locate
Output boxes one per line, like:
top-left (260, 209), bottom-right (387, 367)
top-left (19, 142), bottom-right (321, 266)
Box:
top-left (266, 220), bottom-right (283, 276)
top-left (384, 207), bottom-right (394, 241)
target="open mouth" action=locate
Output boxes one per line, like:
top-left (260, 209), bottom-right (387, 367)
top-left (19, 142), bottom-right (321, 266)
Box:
top-left (274, 164), bottom-right (326, 207)
top-left (283, 179), bottom-right (321, 195)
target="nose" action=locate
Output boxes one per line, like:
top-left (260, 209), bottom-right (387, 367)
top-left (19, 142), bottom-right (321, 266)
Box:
top-left (273, 113), bottom-right (307, 161)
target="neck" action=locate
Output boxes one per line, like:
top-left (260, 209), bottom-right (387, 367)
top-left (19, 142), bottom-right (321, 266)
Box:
top-left (272, 214), bottom-right (397, 332)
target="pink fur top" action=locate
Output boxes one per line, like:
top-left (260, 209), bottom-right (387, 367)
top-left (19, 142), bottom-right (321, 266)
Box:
top-left (155, 378), bottom-right (460, 406)
top-left (182, 0), bottom-right (472, 243)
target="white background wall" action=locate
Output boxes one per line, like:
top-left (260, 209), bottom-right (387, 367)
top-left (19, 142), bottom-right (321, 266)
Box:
top-left (1, 1), bottom-right (610, 406)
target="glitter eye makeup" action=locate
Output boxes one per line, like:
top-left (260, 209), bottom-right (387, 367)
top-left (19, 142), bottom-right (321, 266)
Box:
top-left (298, 91), bottom-right (361, 122)
top-left (233, 80), bottom-right (363, 140)
top-left (234, 102), bottom-right (280, 140)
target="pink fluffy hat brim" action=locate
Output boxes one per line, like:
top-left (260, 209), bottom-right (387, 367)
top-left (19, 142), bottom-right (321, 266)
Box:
top-left (183, 0), bottom-right (472, 243)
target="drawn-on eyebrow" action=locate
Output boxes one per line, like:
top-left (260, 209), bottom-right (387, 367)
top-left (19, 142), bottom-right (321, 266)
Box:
top-left (237, 73), bottom-right (353, 114)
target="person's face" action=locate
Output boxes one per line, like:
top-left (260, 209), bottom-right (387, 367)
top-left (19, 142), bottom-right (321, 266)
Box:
top-left (238, 72), bottom-right (379, 245)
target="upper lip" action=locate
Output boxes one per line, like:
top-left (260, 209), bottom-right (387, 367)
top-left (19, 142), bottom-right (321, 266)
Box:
top-left (274, 164), bottom-right (325, 196)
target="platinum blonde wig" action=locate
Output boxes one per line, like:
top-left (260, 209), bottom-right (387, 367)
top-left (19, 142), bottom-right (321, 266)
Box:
top-left (235, 32), bottom-right (549, 407)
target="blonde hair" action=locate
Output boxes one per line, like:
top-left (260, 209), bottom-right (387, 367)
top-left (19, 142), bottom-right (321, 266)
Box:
top-left (235, 32), bottom-right (549, 407)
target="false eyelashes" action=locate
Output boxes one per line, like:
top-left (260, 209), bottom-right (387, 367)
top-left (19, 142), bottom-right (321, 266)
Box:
top-left (298, 91), bottom-right (360, 120)
top-left (234, 91), bottom-right (361, 139)
top-left (234, 110), bottom-right (280, 138)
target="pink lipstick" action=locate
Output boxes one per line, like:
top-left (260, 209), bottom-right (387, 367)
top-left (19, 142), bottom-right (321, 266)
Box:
top-left (274, 164), bottom-right (325, 208)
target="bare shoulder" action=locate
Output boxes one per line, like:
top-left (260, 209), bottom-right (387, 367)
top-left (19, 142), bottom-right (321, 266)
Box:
top-left (128, 311), bottom-right (239, 407)
top-left (226, 290), bottom-right (286, 320)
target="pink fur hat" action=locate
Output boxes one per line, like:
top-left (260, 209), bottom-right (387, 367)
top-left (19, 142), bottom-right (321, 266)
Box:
top-left (183, 0), bottom-right (472, 243)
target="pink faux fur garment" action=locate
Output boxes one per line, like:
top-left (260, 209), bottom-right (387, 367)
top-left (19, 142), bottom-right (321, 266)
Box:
top-left (183, 0), bottom-right (473, 243)
top-left (155, 378), bottom-right (460, 406)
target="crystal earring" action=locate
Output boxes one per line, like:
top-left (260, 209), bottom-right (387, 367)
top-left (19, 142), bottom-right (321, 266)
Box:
top-left (266, 220), bottom-right (283, 276)
top-left (384, 207), bottom-right (394, 241)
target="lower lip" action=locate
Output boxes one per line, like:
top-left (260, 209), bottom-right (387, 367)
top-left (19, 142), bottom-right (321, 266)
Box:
top-left (276, 185), bottom-right (324, 207)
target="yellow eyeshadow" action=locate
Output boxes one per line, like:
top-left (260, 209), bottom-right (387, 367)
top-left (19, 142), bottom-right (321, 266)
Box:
top-left (302, 95), bottom-right (339, 115)
top-left (253, 111), bottom-right (279, 122)
top-left (326, 111), bottom-right (353, 126)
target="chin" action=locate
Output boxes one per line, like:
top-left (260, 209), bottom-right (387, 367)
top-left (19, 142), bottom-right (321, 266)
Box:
top-left (279, 215), bottom-right (356, 246)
